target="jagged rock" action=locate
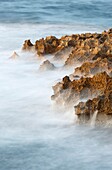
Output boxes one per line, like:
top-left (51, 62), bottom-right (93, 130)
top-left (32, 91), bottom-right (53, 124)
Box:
top-left (9, 51), bottom-right (20, 59)
top-left (22, 28), bottom-right (112, 126)
top-left (35, 38), bottom-right (45, 55)
top-left (35, 36), bottom-right (59, 56)
top-left (64, 37), bottom-right (100, 66)
top-left (64, 30), bottom-right (112, 66)
top-left (39, 60), bottom-right (55, 71)
top-left (22, 39), bottom-right (34, 51)
top-left (75, 89), bottom-right (112, 126)
top-left (52, 72), bottom-right (111, 106)
top-left (93, 54), bottom-right (112, 62)
top-left (22, 28), bottom-right (112, 65)
top-left (74, 73), bottom-right (112, 125)
top-left (73, 58), bottom-right (112, 77)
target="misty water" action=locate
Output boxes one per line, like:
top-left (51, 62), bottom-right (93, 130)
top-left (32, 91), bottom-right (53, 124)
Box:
top-left (0, 0), bottom-right (112, 169)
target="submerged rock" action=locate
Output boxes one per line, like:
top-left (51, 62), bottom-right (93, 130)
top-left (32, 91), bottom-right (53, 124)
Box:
top-left (9, 51), bottom-right (20, 59)
top-left (39, 60), bottom-right (56, 71)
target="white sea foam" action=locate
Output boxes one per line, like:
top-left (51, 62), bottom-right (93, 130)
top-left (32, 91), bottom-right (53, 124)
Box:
top-left (0, 23), bottom-right (105, 144)
top-left (0, 23), bottom-right (112, 170)
top-left (0, 23), bottom-right (103, 51)
top-left (90, 110), bottom-right (98, 127)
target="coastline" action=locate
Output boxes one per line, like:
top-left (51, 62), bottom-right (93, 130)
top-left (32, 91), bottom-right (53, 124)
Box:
top-left (21, 28), bottom-right (112, 127)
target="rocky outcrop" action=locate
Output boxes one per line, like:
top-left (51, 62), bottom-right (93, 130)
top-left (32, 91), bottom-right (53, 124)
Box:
top-left (73, 58), bottom-right (112, 77)
top-left (65, 32), bottom-right (112, 66)
top-left (52, 71), bottom-right (112, 126)
top-left (75, 79), bottom-right (112, 126)
top-left (22, 28), bottom-right (112, 126)
top-left (52, 72), bottom-right (111, 106)
top-left (22, 28), bottom-right (112, 66)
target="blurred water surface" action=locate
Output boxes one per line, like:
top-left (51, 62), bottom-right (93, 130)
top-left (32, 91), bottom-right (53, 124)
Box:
top-left (0, 1), bottom-right (112, 170)
top-left (0, 0), bottom-right (111, 27)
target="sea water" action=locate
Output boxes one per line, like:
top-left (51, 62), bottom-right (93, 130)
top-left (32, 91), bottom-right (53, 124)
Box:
top-left (0, 1), bottom-right (112, 170)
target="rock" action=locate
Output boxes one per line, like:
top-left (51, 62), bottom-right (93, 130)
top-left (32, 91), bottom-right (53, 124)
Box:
top-left (35, 38), bottom-right (45, 55)
top-left (62, 76), bottom-right (71, 89)
top-left (108, 28), bottom-right (112, 34)
top-left (73, 58), bottom-right (112, 77)
top-left (39, 60), bottom-right (56, 71)
top-left (75, 89), bottom-right (112, 126)
top-left (64, 36), bottom-right (100, 66)
top-left (93, 54), bottom-right (112, 62)
top-left (35, 36), bottom-right (59, 56)
top-left (22, 28), bottom-right (112, 66)
top-left (22, 39), bottom-right (34, 51)
top-left (52, 72), bottom-right (111, 106)
top-left (74, 73), bottom-right (112, 125)
top-left (54, 47), bottom-right (73, 61)
top-left (22, 28), bottom-right (112, 126)
top-left (9, 51), bottom-right (20, 59)
top-left (64, 30), bottom-right (112, 66)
